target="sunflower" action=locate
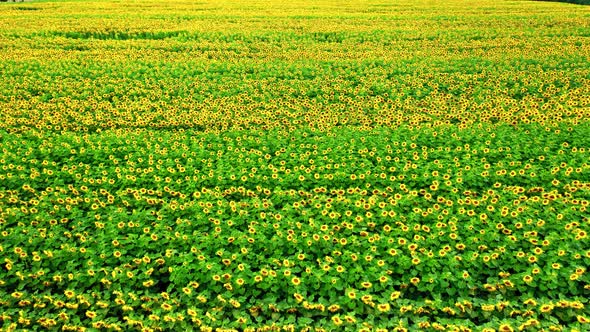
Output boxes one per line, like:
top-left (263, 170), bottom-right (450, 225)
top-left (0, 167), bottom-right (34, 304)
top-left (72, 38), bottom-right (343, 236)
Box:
top-left (377, 303), bottom-right (391, 312)
top-left (347, 290), bottom-right (357, 299)
top-left (527, 255), bottom-right (537, 263)
top-left (331, 316), bottom-right (343, 326)
top-left (479, 304), bottom-right (495, 312)
top-left (328, 304), bottom-right (340, 312)
top-left (64, 290), bottom-right (75, 299)
top-left (540, 304), bottom-right (554, 313)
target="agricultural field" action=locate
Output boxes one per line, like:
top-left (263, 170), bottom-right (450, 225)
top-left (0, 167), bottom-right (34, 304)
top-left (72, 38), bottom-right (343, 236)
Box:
top-left (0, 0), bottom-right (589, 331)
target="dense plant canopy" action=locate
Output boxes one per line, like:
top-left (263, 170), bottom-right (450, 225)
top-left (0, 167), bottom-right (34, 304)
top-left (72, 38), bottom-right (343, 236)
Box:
top-left (0, 0), bottom-right (589, 331)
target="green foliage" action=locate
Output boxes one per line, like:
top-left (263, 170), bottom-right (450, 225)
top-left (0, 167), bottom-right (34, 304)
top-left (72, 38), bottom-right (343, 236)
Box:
top-left (1, 125), bottom-right (589, 331)
top-left (0, 0), bottom-right (589, 331)
top-left (535, 0), bottom-right (590, 5)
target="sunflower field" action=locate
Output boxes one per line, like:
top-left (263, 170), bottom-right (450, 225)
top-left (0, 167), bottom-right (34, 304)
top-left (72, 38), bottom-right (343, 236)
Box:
top-left (0, 0), bottom-right (589, 331)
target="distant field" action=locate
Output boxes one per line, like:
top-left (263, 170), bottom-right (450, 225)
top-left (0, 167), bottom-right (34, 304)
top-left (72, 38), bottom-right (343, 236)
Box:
top-left (0, 0), bottom-right (589, 331)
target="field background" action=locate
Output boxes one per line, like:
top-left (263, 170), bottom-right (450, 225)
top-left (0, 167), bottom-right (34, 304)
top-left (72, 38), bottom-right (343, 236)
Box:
top-left (0, 0), bottom-right (589, 331)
